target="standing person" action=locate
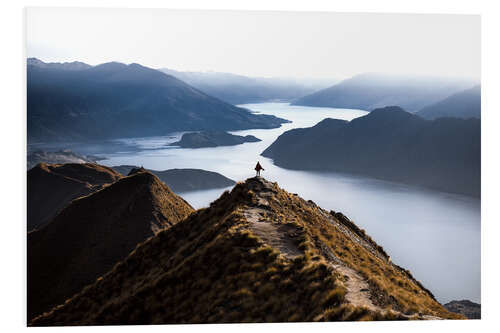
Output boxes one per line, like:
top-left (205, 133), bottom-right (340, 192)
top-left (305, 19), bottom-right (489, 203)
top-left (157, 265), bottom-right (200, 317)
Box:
top-left (255, 161), bottom-right (264, 177)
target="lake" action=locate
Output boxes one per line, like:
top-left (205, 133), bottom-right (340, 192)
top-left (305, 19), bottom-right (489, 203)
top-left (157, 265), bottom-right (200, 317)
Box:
top-left (41, 102), bottom-right (482, 304)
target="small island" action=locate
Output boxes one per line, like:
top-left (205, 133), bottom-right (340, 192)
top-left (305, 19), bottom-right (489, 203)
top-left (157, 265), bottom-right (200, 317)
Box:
top-left (169, 131), bottom-right (261, 148)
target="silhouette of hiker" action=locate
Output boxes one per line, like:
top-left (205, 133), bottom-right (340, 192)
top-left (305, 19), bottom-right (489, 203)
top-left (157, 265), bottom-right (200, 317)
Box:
top-left (255, 161), bottom-right (264, 177)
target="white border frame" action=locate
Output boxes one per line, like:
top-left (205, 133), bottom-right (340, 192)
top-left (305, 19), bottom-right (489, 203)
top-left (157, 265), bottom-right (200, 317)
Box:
top-left (2, 1), bottom-right (498, 332)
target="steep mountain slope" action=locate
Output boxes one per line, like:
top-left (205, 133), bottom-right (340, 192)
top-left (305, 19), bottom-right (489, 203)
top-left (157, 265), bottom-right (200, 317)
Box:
top-left (111, 165), bottom-right (235, 192)
top-left (31, 177), bottom-right (461, 325)
top-left (292, 73), bottom-right (477, 112)
top-left (27, 171), bottom-right (194, 321)
top-left (27, 58), bottom-right (288, 143)
top-left (417, 85), bottom-right (481, 120)
top-left (262, 106), bottom-right (480, 197)
top-left (27, 163), bottom-right (122, 231)
top-left (159, 68), bottom-right (336, 104)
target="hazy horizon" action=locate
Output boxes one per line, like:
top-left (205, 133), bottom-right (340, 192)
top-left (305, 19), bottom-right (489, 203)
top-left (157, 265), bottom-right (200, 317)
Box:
top-left (26, 8), bottom-right (480, 80)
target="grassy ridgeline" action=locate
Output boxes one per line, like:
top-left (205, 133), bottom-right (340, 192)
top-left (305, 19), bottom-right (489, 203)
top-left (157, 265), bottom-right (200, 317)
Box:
top-left (31, 178), bottom-right (461, 325)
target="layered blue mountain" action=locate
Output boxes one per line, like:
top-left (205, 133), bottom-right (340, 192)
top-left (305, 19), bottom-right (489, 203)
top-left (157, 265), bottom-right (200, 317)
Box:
top-left (292, 73), bottom-right (477, 113)
top-left (27, 58), bottom-right (288, 143)
top-left (416, 85), bottom-right (481, 120)
top-left (160, 68), bottom-right (336, 104)
top-left (262, 106), bottom-right (480, 197)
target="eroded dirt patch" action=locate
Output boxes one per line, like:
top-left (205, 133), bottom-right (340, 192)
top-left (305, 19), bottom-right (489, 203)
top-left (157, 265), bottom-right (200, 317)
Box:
top-left (245, 207), bottom-right (303, 259)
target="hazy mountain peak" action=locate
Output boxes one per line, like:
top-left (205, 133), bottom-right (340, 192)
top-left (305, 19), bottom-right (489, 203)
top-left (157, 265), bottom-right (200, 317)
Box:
top-left (91, 61), bottom-right (128, 71)
top-left (158, 68), bottom-right (337, 104)
top-left (27, 59), bottom-right (288, 143)
top-left (293, 72), bottom-right (478, 112)
top-left (416, 84), bottom-right (481, 120)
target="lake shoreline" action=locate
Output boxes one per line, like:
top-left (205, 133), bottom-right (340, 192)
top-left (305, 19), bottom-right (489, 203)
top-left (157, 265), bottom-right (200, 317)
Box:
top-left (30, 102), bottom-right (480, 304)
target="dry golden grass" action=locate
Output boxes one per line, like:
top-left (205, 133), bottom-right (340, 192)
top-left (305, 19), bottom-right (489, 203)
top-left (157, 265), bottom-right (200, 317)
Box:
top-left (31, 177), bottom-right (462, 325)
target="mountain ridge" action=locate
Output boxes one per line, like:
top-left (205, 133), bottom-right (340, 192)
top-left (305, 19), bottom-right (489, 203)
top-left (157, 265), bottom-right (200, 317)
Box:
top-left (27, 163), bottom-right (122, 231)
top-left (27, 171), bottom-right (194, 320)
top-left (292, 73), bottom-right (477, 112)
top-left (159, 67), bottom-right (337, 104)
top-left (30, 176), bottom-right (461, 325)
top-left (27, 58), bottom-right (288, 143)
top-left (416, 85), bottom-right (481, 120)
top-left (27, 57), bottom-right (92, 71)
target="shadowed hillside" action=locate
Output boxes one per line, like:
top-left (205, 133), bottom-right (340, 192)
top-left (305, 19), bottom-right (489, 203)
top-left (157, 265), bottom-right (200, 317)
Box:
top-left (292, 73), bottom-right (476, 112)
top-left (27, 163), bottom-right (122, 231)
top-left (417, 85), bottom-right (481, 120)
top-left (262, 106), bottom-right (480, 197)
top-left (27, 171), bottom-right (194, 321)
top-left (27, 58), bottom-right (288, 143)
top-left (30, 177), bottom-right (461, 325)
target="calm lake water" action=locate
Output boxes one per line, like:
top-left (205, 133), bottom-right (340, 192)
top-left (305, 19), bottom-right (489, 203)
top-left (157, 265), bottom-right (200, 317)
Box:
top-left (39, 103), bottom-right (481, 304)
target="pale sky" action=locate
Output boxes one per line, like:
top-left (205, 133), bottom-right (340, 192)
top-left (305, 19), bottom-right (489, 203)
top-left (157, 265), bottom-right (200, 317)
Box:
top-left (26, 8), bottom-right (480, 80)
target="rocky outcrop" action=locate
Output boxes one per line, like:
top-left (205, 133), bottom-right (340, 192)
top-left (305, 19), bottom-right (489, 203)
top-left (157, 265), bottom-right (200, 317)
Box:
top-left (444, 300), bottom-right (481, 319)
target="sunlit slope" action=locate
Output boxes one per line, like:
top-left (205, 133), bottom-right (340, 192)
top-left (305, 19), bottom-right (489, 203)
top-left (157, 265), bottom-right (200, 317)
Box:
top-left (31, 177), bottom-right (461, 325)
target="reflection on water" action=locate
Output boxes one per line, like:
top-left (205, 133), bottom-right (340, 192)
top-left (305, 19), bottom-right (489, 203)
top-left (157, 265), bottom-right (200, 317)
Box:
top-left (34, 103), bottom-right (481, 304)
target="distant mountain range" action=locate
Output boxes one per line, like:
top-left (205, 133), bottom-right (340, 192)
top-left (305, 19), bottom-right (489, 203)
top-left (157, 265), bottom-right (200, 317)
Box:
top-left (111, 165), bottom-right (235, 192)
top-left (27, 57), bottom-right (92, 71)
top-left (27, 58), bottom-right (288, 143)
top-left (169, 130), bottom-right (261, 148)
top-left (262, 106), bottom-right (480, 197)
top-left (30, 176), bottom-right (461, 325)
top-left (159, 68), bottom-right (337, 104)
top-left (28, 170), bottom-right (194, 320)
top-left (292, 73), bottom-right (478, 113)
top-left (416, 85), bottom-right (481, 120)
